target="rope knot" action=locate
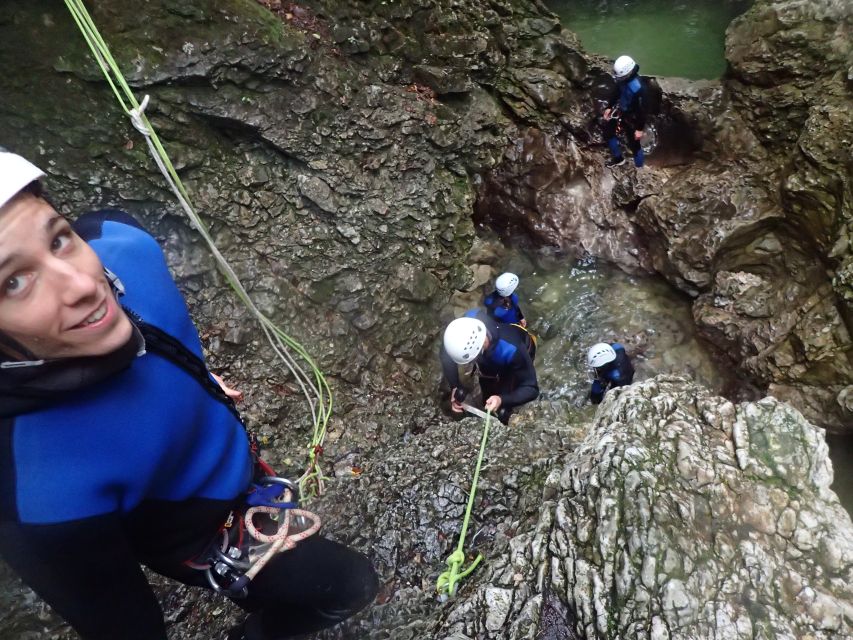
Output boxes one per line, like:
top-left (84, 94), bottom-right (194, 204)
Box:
top-left (128, 94), bottom-right (152, 136)
top-left (446, 549), bottom-right (465, 568)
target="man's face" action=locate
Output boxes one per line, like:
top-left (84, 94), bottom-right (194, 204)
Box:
top-left (0, 193), bottom-right (132, 360)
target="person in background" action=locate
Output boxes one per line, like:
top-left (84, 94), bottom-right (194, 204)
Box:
top-left (0, 151), bottom-right (377, 640)
top-left (483, 272), bottom-right (526, 327)
top-left (440, 309), bottom-right (538, 424)
top-left (602, 54), bottom-right (647, 168)
top-left (587, 341), bottom-right (635, 404)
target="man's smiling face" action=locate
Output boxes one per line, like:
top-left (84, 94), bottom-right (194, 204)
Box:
top-left (0, 192), bottom-right (132, 360)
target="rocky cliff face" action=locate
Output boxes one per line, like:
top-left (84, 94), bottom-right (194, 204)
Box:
top-left (637, 0), bottom-right (853, 432)
top-left (551, 377), bottom-right (853, 640)
top-left (474, 0), bottom-right (853, 431)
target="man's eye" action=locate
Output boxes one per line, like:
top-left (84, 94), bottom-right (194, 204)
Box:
top-left (3, 274), bottom-right (30, 295)
top-left (51, 232), bottom-right (72, 252)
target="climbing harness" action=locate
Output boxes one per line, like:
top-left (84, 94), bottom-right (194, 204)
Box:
top-left (192, 476), bottom-right (322, 598)
top-left (436, 409), bottom-right (492, 599)
top-left (598, 102), bottom-right (659, 155)
top-left (63, 0), bottom-right (332, 498)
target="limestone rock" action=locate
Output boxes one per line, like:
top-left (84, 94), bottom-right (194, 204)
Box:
top-left (553, 376), bottom-right (853, 640)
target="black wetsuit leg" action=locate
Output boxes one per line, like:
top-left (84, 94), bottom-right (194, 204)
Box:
top-left (623, 120), bottom-right (641, 156)
top-left (231, 535), bottom-right (378, 639)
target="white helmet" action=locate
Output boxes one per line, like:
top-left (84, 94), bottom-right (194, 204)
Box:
top-left (444, 317), bottom-right (487, 364)
top-left (613, 55), bottom-right (636, 79)
top-left (0, 152), bottom-right (45, 210)
top-left (495, 272), bottom-right (519, 297)
top-left (587, 343), bottom-right (616, 368)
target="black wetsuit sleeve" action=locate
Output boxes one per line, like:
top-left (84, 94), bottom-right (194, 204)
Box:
top-left (589, 379), bottom-right (607, 405)
top-left (500, 349), bottom-right (539, 409)
top-left (440, 347), bottom-right (462, 391)
top-left (0, 515), bottom-right (167, 640)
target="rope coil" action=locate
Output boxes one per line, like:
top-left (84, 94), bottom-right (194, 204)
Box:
top-left (241, 485), bottom-right (322, 581)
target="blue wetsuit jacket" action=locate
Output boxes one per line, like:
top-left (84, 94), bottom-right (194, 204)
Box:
top-left (483, 291), bottom-right (524, 325)
top-left (589, 342), bottom-right (635, 404)
top-left (0, 211), bottom-right (253, 639)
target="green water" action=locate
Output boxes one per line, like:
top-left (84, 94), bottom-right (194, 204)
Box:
top-left (453, 243), bottom-right (734, 407)
top-left (518, 255), bottom-right (731, 404)
top-left (546, 0), bottom-right (752, 79)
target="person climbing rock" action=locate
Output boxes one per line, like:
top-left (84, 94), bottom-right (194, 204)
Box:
top-left (483, 272), bottom-right (527, 327)
top-left (0, 151), bottom-right (378, 640)
top-left (602, 54), bottom-right (647, 168)
top-left (440, 310), bottom-right (539, 424)
top-left (587, 341), bottom-right (635, 404)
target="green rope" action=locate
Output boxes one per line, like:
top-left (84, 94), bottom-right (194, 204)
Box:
top-left (63, 0), bottom-right (332, 494)
top-left (436, 409), bottom-right (492, 599)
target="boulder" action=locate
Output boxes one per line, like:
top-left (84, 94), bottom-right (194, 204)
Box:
top-left (552, 376), bottom-right (853, 640)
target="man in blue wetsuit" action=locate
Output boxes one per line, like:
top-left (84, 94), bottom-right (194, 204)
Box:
top-left (0, 152), bottom-right (377, 640)
top-left (483, 272), bottom-right (526, 327)
top-left (440, 310), bottom-right (538, 424)
top-left (603, 54), bottom-right (647, 168)
top-left (587, 342), bottom-right (635, 404)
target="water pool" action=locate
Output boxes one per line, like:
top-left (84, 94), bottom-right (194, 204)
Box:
top-left (545, 0), bottom-right (752, 79)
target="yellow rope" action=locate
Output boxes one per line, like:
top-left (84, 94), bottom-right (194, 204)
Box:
top-left (436, 409), bottom-right (492, 598)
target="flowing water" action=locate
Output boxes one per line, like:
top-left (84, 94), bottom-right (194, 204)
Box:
top-left (467, 246), bottom-right (735, 408)
top-left (545, 0), bottom-right (753, 79)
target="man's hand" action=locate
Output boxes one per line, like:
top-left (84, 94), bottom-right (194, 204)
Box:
top-left (519, 318), bottom-right (528, 328)
top-left (484, 395), bottom-right (502, 413)
top-left (603, 108), bottom-right (612, 121)
top-left (450, 388), bottom-right (464, 413)
top-left (211, 372), bottom-right (243, 402)
top-left (634, 129), bottom-right (644, 141)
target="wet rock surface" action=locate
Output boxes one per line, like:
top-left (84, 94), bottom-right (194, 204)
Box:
top-left (624, 0), bottom-right (851, 430)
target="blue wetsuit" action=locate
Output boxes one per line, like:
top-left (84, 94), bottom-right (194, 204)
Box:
top-left (0, 211), bottom-right (376, 640)
top-left (589, 342), bottom-right (635, 404)
top-left (483, 290), bottom-right (525, 325)
top-left (605, 72), bottom-right (647, 167)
